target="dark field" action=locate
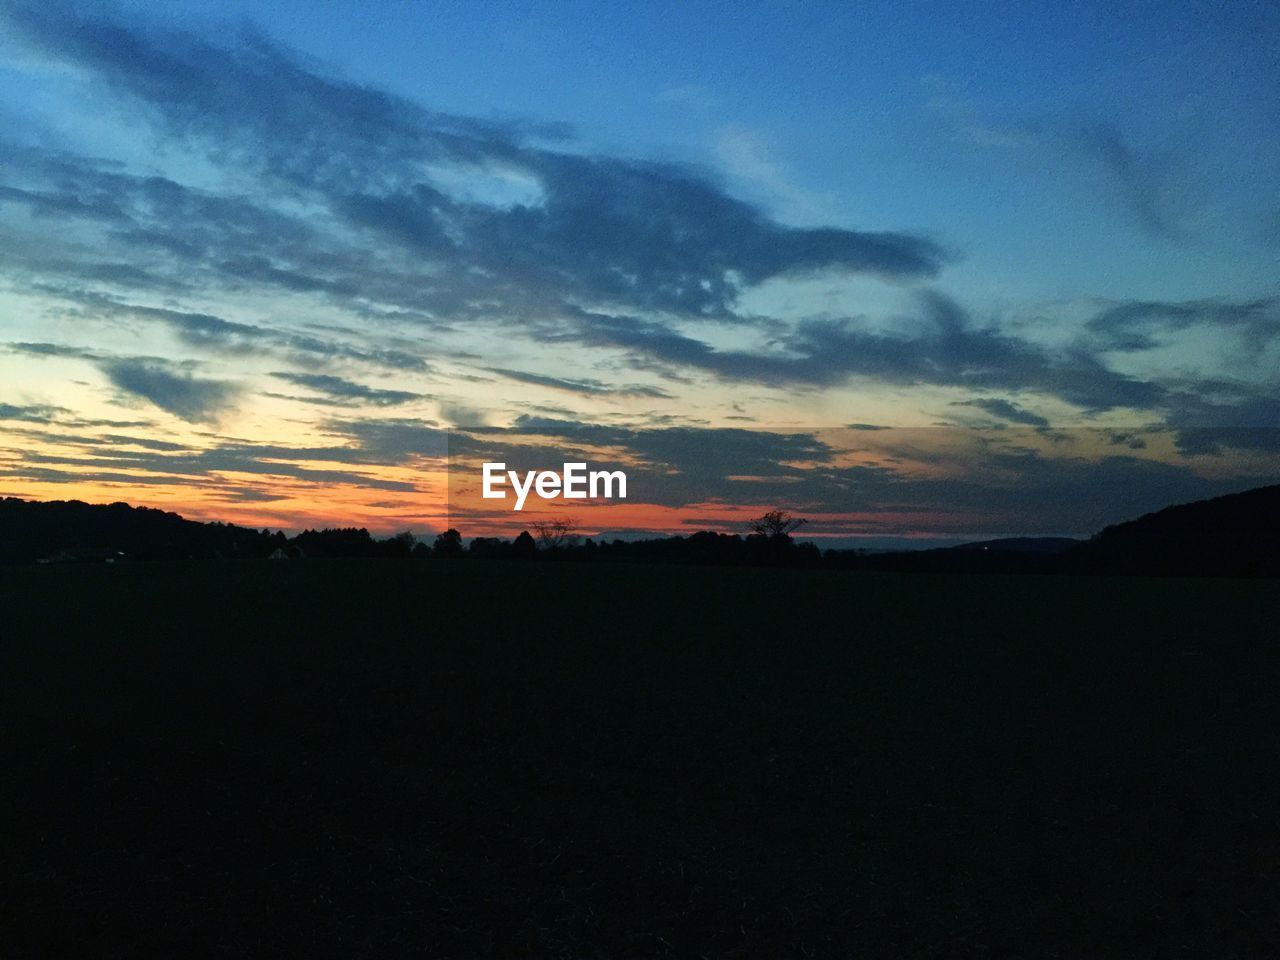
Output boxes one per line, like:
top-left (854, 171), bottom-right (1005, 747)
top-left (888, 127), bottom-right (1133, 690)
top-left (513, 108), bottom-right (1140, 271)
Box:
top-left (2, 561), bottom-right (1278, 958)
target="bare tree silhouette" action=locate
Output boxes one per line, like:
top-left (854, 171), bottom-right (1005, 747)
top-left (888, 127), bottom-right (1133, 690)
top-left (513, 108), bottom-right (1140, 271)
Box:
top-left (531, 517), bottom-right (579, 551)
top-left (748, 509), bottom-right (807, 540)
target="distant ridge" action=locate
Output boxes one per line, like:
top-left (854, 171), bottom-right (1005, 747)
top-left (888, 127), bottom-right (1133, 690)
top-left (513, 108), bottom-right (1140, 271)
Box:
top-left (952, 537), bottom-right (1081, 555)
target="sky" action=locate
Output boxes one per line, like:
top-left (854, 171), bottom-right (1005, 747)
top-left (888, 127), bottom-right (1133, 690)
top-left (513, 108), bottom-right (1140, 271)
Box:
top-left (0, 0), bottom-right (1278, 542)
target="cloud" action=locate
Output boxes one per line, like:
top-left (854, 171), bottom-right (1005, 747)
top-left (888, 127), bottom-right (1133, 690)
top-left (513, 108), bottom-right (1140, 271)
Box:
top-left (950, 397), bottom-right (1050, 428)
top-left (438, 403), bottom-right (490, 429)
top-left (7, 339), bottom-right (241, 422)
top-left (487, 367), bottom-right (671, 399)
top-left (2, 454), bottom-right (419, 494)
top-left (1163, 391), bottom-right (1280, 455)
top-left (31, 291), bottom-right (433, 372)
top-left (0, 402), bottom-right (67, 423)
top-left (269, 372), bottom-right (426, 406)
top-left (7, 341), bottom-right (103, 361)
top-left (321, 418), bottom-right (450, 462)
top-left (714, 125), bottom-right (835, 221)
top-left (99, 360), bottom-right (240, 423)
top-left (0, 0), bottom-right (1269, 470)
top-left (0, 181), bottom-right (126, 222)
top-left (926, 83), bottom-right (1192, 241)
top-left (1088, 296), bottom-right (1280, 351)
top-left (1066, 120), bottom-right (1188, 241)
top-left (1, 1), bottom-right (944, 331)
top-left (555, 293), bottom-right (1164, 412)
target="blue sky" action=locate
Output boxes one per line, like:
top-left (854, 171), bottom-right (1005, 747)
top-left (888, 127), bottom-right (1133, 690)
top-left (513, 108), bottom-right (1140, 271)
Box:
top-left (0, 0), bottom-right (1277, 538)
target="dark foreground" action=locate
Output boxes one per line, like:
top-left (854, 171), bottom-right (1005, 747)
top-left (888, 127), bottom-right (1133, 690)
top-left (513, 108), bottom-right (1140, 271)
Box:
top-left (2, 562), bottom-right (1277, 958)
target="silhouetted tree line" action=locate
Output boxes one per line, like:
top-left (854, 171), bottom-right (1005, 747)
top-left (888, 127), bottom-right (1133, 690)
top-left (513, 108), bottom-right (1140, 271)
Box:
top-left (460, 528), bottom-right (825, 567)
top-left (4, 486), bottom-right (1278, 576)
top-left (0, 499), bottom-right (823, 567)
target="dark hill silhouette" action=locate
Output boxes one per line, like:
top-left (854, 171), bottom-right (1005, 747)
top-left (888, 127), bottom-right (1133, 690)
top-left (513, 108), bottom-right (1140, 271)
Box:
top-left (0, 498), bottom-right (429, 563)
top-left (0, 498), bottom-right (277, 563)
top-left (826, 488), bottom-right (1278, 576)
top-left (1065, 484), bottom-right (1280, 577)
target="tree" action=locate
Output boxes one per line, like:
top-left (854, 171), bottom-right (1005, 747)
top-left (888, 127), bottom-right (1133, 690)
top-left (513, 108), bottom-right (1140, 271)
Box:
top-left (432, 528), bottom-right (463, 557)
top-left (531, 517), bottom-right (578, 552)
top-left (384, 530), bottom-right (417, 558)
top-left (512, 530), bottom-right (537, 558)
top-left (748, 509), bottom-right (807, 541)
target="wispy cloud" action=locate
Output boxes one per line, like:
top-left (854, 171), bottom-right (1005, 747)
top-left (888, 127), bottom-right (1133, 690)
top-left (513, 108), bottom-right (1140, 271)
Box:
top-left (487, 368), bottom-right (671, 399)
top-left (926, 80), bottom-right (1195, 241)
top-left (269, 372), bottom-right (426, 407)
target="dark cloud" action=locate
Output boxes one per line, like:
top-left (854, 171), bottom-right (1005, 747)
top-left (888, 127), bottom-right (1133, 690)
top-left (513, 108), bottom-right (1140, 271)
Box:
top-left (0, 402), bottom-right (67, 423)
top-left (99, 360), bottom-right (239, 423)
top-left (7, 339), bottom-right (241, 423)
top-left (0, 181), bottom-right (126, 222)
top-left (1, 0), bottom-right (943, 334)
top-left (219, 256), bottom-right (360, 297)
top-left (269, 372), bottom-right (425, 406)
top-left (0, 430), bottom-right (424, 492)
top-left (7, 341), bottom-right (103, 360)
top-left (315, 419), bottom-right (450, 465)
top-left (487, 368), bottom-right (671, 399)
top-left (1106, 431), bottom-right (1148, 450)
top-left (99, 434), bottom-right (191, 451)
top-left (1, 458), bottom-right (418, 494)
top-left (1173, 427), bottom-right (1280, 456)
top-left (503, 416), bottom-right (832, 473)
top-left (950, 397), bottom-right (1051, 428)
top-left (1089, 296), bottom-right (1280, 351)
top-left (554, 294), bottom-right (1163, 412)
top-left (1163, 391), bottom-right (1280, 455)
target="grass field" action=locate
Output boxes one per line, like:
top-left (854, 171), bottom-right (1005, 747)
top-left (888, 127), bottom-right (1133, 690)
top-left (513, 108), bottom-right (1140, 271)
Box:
top-left (2, 561), bottom-right (1278, 958)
